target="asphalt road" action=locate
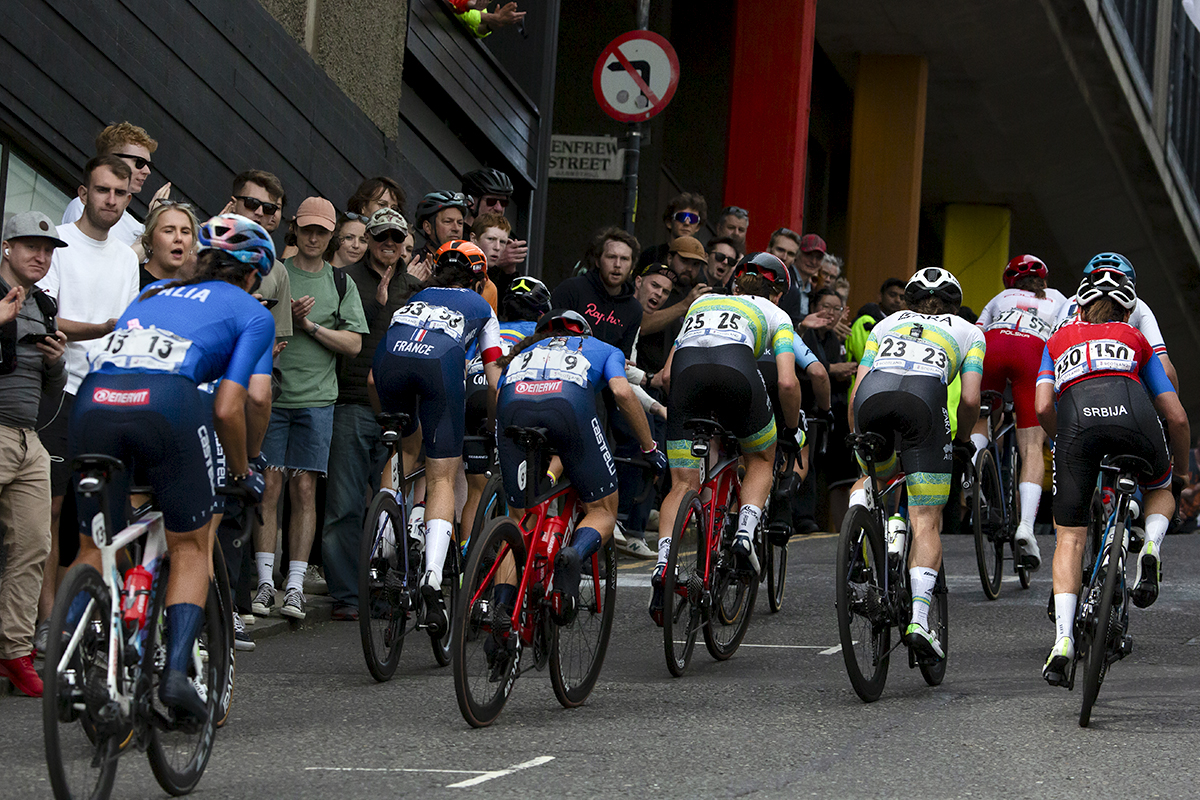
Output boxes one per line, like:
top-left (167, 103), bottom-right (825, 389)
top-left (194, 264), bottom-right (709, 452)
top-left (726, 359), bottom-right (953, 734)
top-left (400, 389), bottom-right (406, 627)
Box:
top-left (6, 531), bottom-right (1200, 799)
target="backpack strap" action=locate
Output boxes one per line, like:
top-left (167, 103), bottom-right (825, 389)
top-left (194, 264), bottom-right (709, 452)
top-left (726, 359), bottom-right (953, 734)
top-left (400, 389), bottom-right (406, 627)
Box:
top-left (332, 266), bottom-right (347, 327)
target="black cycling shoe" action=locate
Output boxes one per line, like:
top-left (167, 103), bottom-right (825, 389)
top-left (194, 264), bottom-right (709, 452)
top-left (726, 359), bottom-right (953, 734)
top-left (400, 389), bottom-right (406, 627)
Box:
top-left (648, 564), bottom-right (665, 627)
top-left (420, 572), bottom-right (448, 637)
top-left (483, 604), bottom-right (515, 683)
top-left (552, 546), bottom-right (582, 626)
top-left (159, 669), bottom-right (208, 726)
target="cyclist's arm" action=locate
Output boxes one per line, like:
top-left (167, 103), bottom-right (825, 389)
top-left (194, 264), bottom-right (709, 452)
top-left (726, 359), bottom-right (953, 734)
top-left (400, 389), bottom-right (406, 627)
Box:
top-left (1159, 353), bottom-right (1179, 392)
top-left (214, 380), bottom-right (250, 475)
top-left (1034, 387), bottom-right (1056, 439)
top-left (772, 351), bottom-right (802, 429)
top-left (659, 346), bottom-right (677, 394)
top-left (956, 370), bottom-right (982, 440)
top-left (806, 361), bottom-right (831, 411)
top-left (610, 375), bottom-right (656, 452)
top-left (1143, 354), bottom-right (1190, 468)
top-left (847, 361), bottom-right (871, 430)
top-left (484, 360), bottom-right (502, 429)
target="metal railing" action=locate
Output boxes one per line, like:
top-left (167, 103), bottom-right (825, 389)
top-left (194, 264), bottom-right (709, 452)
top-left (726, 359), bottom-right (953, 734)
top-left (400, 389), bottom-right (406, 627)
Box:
top-left (1169, 10), bottom-right (1200, 202)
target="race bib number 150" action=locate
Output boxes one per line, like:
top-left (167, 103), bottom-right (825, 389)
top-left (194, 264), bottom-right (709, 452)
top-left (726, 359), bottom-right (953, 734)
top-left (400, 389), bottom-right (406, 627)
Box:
top-left (1054, 339), bottom-right (1136, 390)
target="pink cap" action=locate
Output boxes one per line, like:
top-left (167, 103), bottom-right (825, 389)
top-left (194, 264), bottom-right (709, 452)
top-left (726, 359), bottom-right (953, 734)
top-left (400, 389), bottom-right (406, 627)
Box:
top-left (295, 197), bottom-right (336, 231)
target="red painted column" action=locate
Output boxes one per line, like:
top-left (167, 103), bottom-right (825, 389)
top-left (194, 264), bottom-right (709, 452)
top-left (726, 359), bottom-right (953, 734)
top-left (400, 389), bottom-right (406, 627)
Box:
top-left (724, 0), bottom-right (818, 251)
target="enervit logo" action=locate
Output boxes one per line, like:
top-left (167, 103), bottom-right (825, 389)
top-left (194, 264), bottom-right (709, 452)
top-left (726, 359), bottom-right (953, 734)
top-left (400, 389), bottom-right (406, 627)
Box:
top-left (515, 380), bottom-right (562, 395)
top-left (92, 387), bottom-right (149, 405)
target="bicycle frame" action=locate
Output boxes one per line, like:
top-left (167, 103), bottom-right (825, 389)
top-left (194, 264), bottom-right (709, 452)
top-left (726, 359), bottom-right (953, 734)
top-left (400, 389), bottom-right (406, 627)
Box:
top-left (851, 438), bottom-right (908, 601)
top-left (696, 443), bottom-right (741, 591)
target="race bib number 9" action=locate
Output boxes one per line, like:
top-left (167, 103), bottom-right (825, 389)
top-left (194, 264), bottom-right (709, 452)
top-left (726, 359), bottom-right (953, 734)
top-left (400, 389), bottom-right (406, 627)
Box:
top-left (506, 346), bottom-right (591, 389)
top-left (91, 327), bottom-right (191, 373)
top-left (390, 301), bottom-right (466, 341)
top-left (1053, 339), bottom-right (1137, 391)
top-left (872, 335), bottom-right (949, 382)
top-left (677, 309), bottom-right (752, 348)
top-left (992, 308), bottom-right (1052, 339)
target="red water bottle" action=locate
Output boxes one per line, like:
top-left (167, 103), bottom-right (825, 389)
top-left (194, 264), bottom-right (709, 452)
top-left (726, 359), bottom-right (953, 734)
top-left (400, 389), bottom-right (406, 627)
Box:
top-left (122, 566), bottom-right (153, 626)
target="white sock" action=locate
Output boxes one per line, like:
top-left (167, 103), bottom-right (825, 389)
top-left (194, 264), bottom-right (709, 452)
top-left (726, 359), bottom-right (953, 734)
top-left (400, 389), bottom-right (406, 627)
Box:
top-left (1019, 482), bottom-right (1042, 531)
top-left (909, 567), bottom-right (938, 629)
top-left (657, 536), bottom-right (671, 568)
top-left (255, 552), bottom-right (274, 588)
top-left (849, 489), bottom-right (867, 510)
top-left (424, 518), bottom-right (452, 585)
top-left (970, 433), bottom-right (989, 459)
top-left (286, 561), bottom-right (307, 593)
top-left (1145, 513), bottom-right (1169, 551)
top-left (409, 503), bottom-right (426, 546)
top-left (1054, 593), bottom-right (1077, 642)
top-left (736, 505), bottom-right (762, 540)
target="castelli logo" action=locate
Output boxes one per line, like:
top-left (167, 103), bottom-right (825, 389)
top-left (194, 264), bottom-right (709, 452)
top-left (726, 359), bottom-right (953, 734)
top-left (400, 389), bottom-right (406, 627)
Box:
top-left (514, 380), bottom-right (562, 395)
top-left (92, 387), bottom-right (150, 405)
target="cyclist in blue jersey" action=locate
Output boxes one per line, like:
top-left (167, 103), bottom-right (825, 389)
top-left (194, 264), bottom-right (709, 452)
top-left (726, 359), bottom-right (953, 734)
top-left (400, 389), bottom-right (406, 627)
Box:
top-left (67, 214), bottom-right (276, 722)
top-left (370, 240), bottom-right (503, 636)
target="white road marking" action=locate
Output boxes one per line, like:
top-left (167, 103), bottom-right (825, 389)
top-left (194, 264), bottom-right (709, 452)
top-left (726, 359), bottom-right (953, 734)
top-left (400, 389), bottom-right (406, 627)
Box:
top-left (307, 756), bottom-right (555, 788)
top-left (818, 644), bottom-right (844, 655)
top-left (445, 756), bottom-right (556, 788)
top-left (307, 767), bottom-right (485, 775)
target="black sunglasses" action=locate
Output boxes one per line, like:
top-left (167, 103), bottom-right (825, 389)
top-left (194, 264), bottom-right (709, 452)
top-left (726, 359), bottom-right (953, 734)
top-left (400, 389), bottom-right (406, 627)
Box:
top-left (711, 251), bottom-right (738, 265)
top-left (673, 211), bottom-right (700, 225)
top-left (235, 196), bottom-right (281, 216)
top-left (721, 206), bottom-right (749, 219)
top-left (371, 230), bottom-right (407, 244)
top-left (114, 152), bottom-right (152, 171)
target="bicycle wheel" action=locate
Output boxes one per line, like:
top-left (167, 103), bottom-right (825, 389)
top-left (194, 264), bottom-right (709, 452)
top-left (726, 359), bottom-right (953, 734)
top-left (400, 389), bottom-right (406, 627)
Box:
top-left (467, 472), bottom-right (506, 561)
top-left (43, 564), bottom-right (122, 800)
top-left (918, 564), bottom-right (949, 686)
top-left (972, 449), bottom-right (1004, 600)
top-left (1080, 520), bottom-right (1124, 728)
top-left (767, 539), bottom-right (788, 613)
top-left (146, 562), bottom-right (222, 795)
top-left (1008, 446), bottom-right (1031, 589)
top-left (430, 541), bottom-right (460, 667)
top-left (550, 539), bottom-right (617, 707)
top-left (835, 505), bottom-right (891, 702)
top-left (358, 490), bottom-right (407, 682)
top-left (211, 540), bottom-right (235, 729)
top-left (662, 491), bottom-right (704, 677)
top-left (453, 517), bottom-right (526, 727)
top-left (704, 488), bottom-right (757, 661)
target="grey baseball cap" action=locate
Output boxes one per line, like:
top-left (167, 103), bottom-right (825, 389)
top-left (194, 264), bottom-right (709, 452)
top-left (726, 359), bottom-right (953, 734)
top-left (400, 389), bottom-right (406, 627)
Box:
top-left (366, 207), bottom-right (409, 236)
top-left (2, 211), bottom-right (69, 248)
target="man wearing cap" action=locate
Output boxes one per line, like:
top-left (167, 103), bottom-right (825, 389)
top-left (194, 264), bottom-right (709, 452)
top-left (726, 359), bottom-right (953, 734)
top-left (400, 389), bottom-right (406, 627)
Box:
top-left (320, 207), bottom-right (421, 620)
top-left (252, 197), bottom-right (369, 622)
top-left (634, 235), bottom-right (712, 374)
top-left (797, 233), bottom-right (827, 307)
top-left (0, 213), bottom-right (69, 696)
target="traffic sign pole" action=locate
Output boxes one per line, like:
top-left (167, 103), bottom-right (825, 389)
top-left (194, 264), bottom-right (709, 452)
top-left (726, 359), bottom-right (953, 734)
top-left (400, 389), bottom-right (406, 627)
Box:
top-left (624, 1), bottom-right (649, 234)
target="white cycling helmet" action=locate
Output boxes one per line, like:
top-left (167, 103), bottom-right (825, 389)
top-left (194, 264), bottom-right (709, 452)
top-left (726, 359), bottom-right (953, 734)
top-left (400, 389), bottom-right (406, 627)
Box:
top-left (905, 267), bottom-right (962, 308)
top-left (1076, 268), bottom-right (1137, 311)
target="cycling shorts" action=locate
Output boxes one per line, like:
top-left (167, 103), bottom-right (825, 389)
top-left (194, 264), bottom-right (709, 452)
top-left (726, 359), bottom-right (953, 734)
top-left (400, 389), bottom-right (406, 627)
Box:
top-left (1052, 375), bottom-right (1171, 526)
top-left (852, 370), bottom-right (952, 506)
top-left (71, 373), bottom-right (217, 534)
top-left (465, 369), bottom-right (489, 437)
top-left (373, 328), bottom-right (466, 460)
top-left (981, 328), bottom-right (1044, 429)
top-left (666, 344), bottom-right (775, 470)
top-left (497, 383), bottom-right (617, 505)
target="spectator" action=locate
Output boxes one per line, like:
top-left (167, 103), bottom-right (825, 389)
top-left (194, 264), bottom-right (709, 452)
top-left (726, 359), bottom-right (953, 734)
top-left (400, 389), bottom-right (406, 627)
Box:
top-left (137, 203), bottom-right (199, 287)
top-left (61, 122), bottom-right (168, 251)
top-left (0, 212), bottom-right (68, 697)
top-left (410, 191), bottom-right (469, 281)
top-left (704, 235), bottom-right (741, 293)
top-left (833, 276), bottom-right (851, 307)
top-left (467, 212), bottom-right (515, 307)
top-left (321, 207), bottom-right (420, 620)
top-left (845, 277), bottom-right (907, 385)
top-left (347, 176), bottom-right (406, 218)
top-left (632, 262), bottom-right (676, 323)
top-left (450, 0), bottom-right (526, 37)
top-left (819, 253), bottom-right (843, 291)
top-left (713, 205), bottom-right (749, 252)
top-left (228, 170), bottom-right (293, 338)
top-left (550, 226), bottom-right (643, 357)
top-left (796, 233), bottom-right (827, 316)
top-left (463, 169), bottom-right (527, 305)
top-left (637, 192), bottom-right (707, 268)
top-left (325, 213), bottom-right (369, 269)
top-left (252, 197), bottom-right (368, 621)
top-left (634, 235), bottom-right (711, 374)
top-left (34, 155), bottom-right (141, 649)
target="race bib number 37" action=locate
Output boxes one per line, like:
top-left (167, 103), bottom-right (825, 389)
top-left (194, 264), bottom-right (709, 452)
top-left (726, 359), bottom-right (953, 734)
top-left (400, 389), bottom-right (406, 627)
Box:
top-left (872, 335), bottom-right (949, 382)
top-left (1054, 339), bottom-right (1136, 391)
top-left (91, 327), bottom-right (191, 373)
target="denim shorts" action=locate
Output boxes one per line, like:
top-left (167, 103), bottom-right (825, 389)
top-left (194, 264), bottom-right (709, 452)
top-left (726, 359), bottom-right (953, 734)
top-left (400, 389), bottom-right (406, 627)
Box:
top-left (262, 405), bottom-right (335, 474)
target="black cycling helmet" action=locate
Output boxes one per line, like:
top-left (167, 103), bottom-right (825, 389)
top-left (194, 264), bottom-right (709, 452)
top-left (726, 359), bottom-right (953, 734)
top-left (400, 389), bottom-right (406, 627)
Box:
top-left (535, 308), bottom-right (592, 337)
top-left (905, 267), bottom-right (963, 308)
top-left (461, 168), bottom-right (514, 200)
top-left (415, 190), bottom-right (470, 228)
top-left (1076, 267), bottom-right (1137, 310)
top-left (734, 252), bottom-right (791, 294)
top-left (500, 276), bottom-right (552, 322)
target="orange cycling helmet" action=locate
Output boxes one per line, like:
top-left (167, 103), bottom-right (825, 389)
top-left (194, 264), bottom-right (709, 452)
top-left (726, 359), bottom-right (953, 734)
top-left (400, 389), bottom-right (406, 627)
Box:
top-left (1003, 254), bottom-right (1048, 289)
top-left (434, 239), bottom-right (488, 278)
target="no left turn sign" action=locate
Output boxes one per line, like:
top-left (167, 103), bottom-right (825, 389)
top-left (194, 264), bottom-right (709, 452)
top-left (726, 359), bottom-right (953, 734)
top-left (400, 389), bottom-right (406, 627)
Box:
top-left (593, 31), bottom-right (680, 123)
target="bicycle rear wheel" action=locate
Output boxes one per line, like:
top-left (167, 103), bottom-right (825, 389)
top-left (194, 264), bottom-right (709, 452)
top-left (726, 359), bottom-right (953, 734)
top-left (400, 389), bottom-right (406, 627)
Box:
top-left (704, 528), bottom-right (757, 661)
top-left (550, 540), bottom-right (617, 707)
top-left (453, 517), bottom-right (526, 727)
top-left (767, 539), bottom-right (788, 613)
top-left (43, 564), bottom-right (121, 800)
top-left (358, 491), bottom-right (407, 682)
top-left (211, 540), bottom-right (235, 728)
top-left (1080, 520), bottom-right (1123, 728)
top-left (918, 565), bottom-right (949, 686)
top-left (467, 472), bottom-right (506, 561)
top-left (835, 506), bottom-right (891, 702)
top-left (662, 491), bottom-right (704, 677)
top-left (972, 449), bottom-right (1004, 600)
top-left (430, 542), bottom-right (460, 667)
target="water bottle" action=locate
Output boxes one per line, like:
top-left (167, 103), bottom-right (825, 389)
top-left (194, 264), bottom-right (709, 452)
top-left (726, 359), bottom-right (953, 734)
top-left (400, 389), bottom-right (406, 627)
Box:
top-left (122, 565), bottom-right (153, 627)
top-left (886, 514), bottom-right (908, 558)
top-left (408, 502), bottom-right (426, 549)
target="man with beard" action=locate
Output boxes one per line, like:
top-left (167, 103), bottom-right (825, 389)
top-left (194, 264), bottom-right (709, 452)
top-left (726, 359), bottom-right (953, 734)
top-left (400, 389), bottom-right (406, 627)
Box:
top-left (632, 236), bottom-right (710, 375)
top-left (550, 227), bottom-right (643, 357)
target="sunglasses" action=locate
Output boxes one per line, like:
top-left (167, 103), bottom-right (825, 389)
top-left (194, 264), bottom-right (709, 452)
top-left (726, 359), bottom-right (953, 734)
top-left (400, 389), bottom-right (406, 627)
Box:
top-left (479, 196), bottom-right (510, 209)
top-left (711, 251), bottom-right (738, 265)
top-left (371, 230), bottom-right (407, 244)
top-left (154, 199), bottom-right (198, 215)
top-left (344, 211), bottom-right (371, 224)
top-left (721, 206), bottom-right (749, 219)
top-left (234, 196), bottom-right (282, 216)
top-left (115, 152), bottom-right (152, 171)
top-left (673, 211), bottom-right (700, 225)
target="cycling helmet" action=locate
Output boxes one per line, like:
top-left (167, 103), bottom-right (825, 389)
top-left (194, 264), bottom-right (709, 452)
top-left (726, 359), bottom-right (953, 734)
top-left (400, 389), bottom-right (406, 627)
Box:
top-left (535, 308), bottom-right (592, 337)
top-left (905, 267), bottom-right (963, 308)
top-left (1083, 252), bottom-right (1136, 284)
top-left (1076, 268), bottom-right (1137, 310)
top-left (461, 168), bottom-right (514, 200)
top-left (415, 191), bottom-right (470, 227)
top-left (500, 276), bottom-right (551, 322)
top-left (734, 252), bottom-right (791, 294)
top-left (1003, 254), bottom-right (1048, 289)
top-left (198, 214), bottom-right (275, 276)
top-left (434, 239), bottom-right (487, 278)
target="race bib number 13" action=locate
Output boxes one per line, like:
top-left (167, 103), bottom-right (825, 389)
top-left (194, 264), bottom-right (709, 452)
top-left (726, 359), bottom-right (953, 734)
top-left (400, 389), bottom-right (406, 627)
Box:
top-left (91, 327), bottom-right (191, 373)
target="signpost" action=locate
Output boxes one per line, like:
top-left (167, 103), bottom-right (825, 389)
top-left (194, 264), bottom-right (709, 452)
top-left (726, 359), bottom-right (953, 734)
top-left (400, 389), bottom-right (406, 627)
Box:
top-left (548, 135), bottom-right (624, 181)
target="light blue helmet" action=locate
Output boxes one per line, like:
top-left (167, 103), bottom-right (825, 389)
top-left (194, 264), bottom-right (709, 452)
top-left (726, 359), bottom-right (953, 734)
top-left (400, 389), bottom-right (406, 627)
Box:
top-left (1083, 252), bottom-right (1135, 284)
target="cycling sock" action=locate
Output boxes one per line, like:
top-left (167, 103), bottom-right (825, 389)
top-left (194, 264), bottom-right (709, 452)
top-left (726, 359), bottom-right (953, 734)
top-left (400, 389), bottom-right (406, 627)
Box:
top-left (1054, 593), bottom-right (1077, 642)
top-left (1145, 513), bottom-right (1168, 550)
top-left (65, 592), bottom-right (91, 629)
top-left (424, 519), bottom-right (453, 585)
top-left (1018, 482), bottom-right (1041, 531)
top-left (572, 527), bottom-right (602, 561)
top-left (493, 583), bottom-right (517, 609)
top-left (736, 505), bottom-right (762, 539)
top-left (286, 561), bottom-right (306, 593)
top-left (166, 603), bottom-right (204, 673)
top-left (255, 552), bottom-right (274, 587)
top-left (909, 567), bottom-right (938, 629)
top-left (409, 502), bottom-right (426, 547)
top-left (656, 536), bottom-right (671, 568)
top-left (849, 488), bottom-right (867, 510)
top-left (970, 433), bottom-right (988, 459)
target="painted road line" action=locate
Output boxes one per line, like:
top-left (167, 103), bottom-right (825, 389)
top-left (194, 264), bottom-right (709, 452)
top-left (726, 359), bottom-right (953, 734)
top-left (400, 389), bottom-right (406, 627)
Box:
top-left (446, 756), bottom-right (556, 788)
top-left (818, 644), bottom-right (844, 655)
top-left (672, 642), bottom-right (844, 652)
top-left (306, 756), bottom-right (555, 788)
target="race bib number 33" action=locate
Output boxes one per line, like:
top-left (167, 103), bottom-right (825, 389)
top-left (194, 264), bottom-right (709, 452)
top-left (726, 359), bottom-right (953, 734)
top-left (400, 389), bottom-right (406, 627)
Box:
top-left (873, 335), bottom-right (948, 381)
top-left (1054, 339), bottom-right (1136, 390)
top-left (91, 327), bottom-right (191, 373)
top-left (391, 301), bottom-right (466, 341)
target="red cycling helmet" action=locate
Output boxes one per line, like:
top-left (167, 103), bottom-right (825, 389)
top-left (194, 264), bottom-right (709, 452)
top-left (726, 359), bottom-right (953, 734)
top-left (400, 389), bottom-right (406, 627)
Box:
top-left (1003, 254), bottom-right (1048, 289)
top-left (734, 252), bottom-right (791, 295)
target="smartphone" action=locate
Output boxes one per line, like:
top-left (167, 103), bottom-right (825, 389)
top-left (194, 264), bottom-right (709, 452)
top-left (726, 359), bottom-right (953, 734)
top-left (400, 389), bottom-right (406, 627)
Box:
top-left (18, 332), bottom-right (53, 345)
top-left (261, 298), bottom-right (280, 310)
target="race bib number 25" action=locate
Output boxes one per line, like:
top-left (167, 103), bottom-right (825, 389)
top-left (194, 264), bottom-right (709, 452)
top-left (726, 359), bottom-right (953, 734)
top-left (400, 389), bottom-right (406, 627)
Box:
top-left (1054, 339), bottom-right (1136, 390)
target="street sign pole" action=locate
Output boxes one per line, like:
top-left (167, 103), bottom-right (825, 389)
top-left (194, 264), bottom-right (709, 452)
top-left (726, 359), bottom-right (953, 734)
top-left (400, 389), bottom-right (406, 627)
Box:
top-left (622, 0), bottom-right (651, 235)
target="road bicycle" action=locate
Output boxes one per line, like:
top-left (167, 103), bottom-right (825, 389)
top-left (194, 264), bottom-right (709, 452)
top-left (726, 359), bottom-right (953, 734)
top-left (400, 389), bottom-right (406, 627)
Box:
top-left (660, 418), bottom-right (758, 677)
top-left (758, 445), bottom-right (802, 614)
top-left (971, 389), bottom-right (1032, 599)
top-left (835, 432), bottom-right (949, 702)
top-left (43, 455), bottom-right (239, 799)
top-left (358, 412), bottom-right (460, 681)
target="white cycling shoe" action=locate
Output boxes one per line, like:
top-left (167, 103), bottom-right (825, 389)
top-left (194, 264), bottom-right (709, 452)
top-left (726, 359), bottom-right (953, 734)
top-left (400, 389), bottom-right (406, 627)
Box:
top-left (1014, 526), bottom-right (1042, 571)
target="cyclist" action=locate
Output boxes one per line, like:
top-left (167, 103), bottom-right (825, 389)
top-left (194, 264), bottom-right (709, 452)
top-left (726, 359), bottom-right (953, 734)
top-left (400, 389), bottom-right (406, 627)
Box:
top-left (650, 252), bottom-right (803, 622)
top-left (67, 213), bottom-right (275, 722)
top-left (971, 254), bottom-right (1070, 569)
top-left (1035, 267), bottom-right (1188, 685)
top-left (494, 309), bottom-right (665, 625)
top-left (369, 240), bottom-right (502, 636)
top-left (848, 268), bottom-right (985, 662)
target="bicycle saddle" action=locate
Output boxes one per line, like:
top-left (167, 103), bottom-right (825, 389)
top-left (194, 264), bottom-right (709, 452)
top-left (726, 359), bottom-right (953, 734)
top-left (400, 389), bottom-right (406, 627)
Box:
top-left (504, 425), bottom-right (550, 450)
top-left (71, 454), bottom-right (126, 493)
top-left (376, 412), bottom-right (411, 444)
top-left (1099, 454), bottom-right (1154, 477)
top-left (845, 432), bottom-right (889, 461)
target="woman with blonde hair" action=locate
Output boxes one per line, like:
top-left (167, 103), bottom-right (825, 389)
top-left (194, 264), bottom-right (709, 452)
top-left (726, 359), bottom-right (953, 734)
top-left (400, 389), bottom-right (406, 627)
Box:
top-left (137, 202), bottom-right (200, 286)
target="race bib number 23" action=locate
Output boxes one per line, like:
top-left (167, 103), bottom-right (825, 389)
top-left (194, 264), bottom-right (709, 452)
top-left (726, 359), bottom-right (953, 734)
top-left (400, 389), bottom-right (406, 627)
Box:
top-left (872, 335), bottom-right (948, 381)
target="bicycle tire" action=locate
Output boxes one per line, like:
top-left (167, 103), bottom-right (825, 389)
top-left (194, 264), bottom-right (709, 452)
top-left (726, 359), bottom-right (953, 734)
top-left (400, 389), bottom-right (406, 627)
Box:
top-left (550, 539), bottom-right (617, 708)
top-left (972, 449), bottom-right (1004, 600)
top-left (146, 562), bottom-right (222, 796)
top-left (43, 564), bottom-right (121, 800)
top-left (1008, 446), bottom-right (1031, 589)
top-left (467, 472), bottom-right (506, 562)
top-left (918, 564), bottom-right (949, 686)
top-left (1080, 519), bottom-right (1124, 728)
top-left (358, 491), bottom-right (407, 682)
top-left (835, 505), bottom-right (891, 702)
top-left (767, 539), bottom-right (787, 613)
top-left (453, 517), bottom-right (526, 727)
top-left (211, 540), bottom-right (235, 728)
top-left (662, 491), bottom-right (704, 677)
top-left (430, 542), bottom-right (460, 667)
top-left (704, 483), bottom-right (757, 661)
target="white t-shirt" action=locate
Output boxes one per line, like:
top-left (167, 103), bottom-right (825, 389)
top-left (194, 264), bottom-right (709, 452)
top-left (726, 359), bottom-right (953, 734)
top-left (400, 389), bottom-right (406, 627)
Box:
top-left (1063, 295), bottom-right (1167, 356)
top-left (61, 197), bottom-right (145, 249)
top-left (976, 287), bottom-right (1070, 341)
top-left (38, 223), bottom-right (141, 394)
